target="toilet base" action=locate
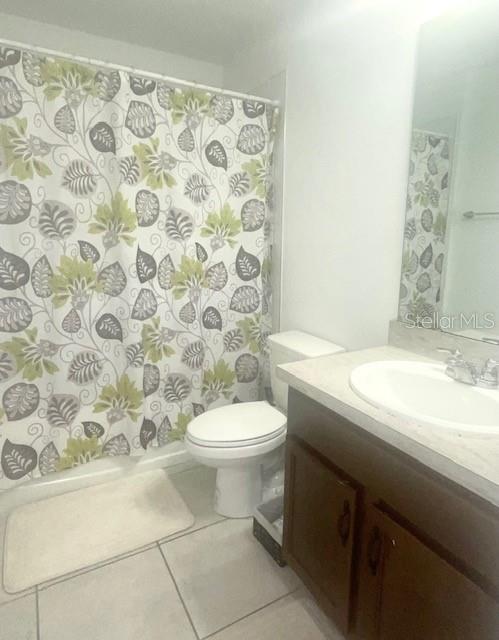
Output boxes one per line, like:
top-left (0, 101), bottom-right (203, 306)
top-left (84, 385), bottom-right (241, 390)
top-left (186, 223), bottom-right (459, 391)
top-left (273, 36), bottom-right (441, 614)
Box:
top-left (214, 465), bottom-right (263, 518)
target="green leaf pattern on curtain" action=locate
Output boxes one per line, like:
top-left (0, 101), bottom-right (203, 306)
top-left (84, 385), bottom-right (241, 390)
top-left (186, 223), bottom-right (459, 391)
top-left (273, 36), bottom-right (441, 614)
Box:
top-left (0, 46), bottom-right (276, 490)
top-left (398, 130), bottom-right (450, 327)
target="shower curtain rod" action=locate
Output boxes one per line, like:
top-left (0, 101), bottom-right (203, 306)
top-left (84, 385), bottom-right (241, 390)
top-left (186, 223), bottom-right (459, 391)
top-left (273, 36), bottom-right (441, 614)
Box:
top-left (0, 37), bottom-right (280, 107)
top-left (462, 210), bottom-right (499, 219)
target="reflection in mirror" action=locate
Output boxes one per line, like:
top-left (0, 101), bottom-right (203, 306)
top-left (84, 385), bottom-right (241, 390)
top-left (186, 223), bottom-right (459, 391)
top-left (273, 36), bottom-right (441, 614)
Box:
top-left (398, 3), bottom-right (499, 342)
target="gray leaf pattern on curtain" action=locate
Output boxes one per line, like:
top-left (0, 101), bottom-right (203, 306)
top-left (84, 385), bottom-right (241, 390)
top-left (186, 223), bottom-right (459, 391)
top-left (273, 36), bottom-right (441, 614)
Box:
top-left (398, 129), bottom-right (450, 327)
top-left (0, 46), bottom-right (276, 490)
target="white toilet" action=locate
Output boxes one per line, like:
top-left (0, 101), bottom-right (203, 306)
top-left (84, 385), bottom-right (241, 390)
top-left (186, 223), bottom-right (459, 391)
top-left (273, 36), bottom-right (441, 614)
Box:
top-left (185, 331), bottom-right (344, 518)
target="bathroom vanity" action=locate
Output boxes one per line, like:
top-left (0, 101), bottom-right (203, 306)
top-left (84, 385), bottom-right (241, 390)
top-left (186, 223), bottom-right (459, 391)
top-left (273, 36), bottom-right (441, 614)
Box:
top-left (279, 346), bottom-right (499, 639)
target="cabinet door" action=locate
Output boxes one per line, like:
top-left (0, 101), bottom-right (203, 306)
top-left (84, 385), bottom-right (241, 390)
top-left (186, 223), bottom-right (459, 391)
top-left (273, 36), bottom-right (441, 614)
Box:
top-left (356, 506), bottom-right (499, 640)
top-left (283, 437), bottom-right (359, 634)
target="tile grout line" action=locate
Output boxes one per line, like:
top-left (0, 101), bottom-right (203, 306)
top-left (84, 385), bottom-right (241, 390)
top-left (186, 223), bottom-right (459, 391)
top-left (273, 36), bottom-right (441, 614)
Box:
top-left (35, 518), bottom-right (226, 593)
top-left (35, 586), bottom-right (40, 640)
top-left (159, 517), bottom-right (227, 546)
top-left (202, 586), bottom-right (302, 639)
top-left (35, 544), bottom-right (157, 592)
top-left (4, 518), bottom-right (228, 600)
top-left (157, 542), bottom-right (200, 640)
top-left (0, 590), bottom-right (36, 609)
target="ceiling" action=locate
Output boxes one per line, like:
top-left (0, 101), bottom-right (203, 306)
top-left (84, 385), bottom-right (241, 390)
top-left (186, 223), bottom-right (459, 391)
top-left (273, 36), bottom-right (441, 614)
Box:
top-left (0, 0), bottom-right (318, 65)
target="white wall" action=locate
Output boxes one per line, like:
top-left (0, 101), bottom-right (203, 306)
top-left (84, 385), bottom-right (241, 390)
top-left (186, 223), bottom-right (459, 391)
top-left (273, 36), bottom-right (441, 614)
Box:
top-left (0, 12), bottom-right (223, 86)
top-left (225, 3), bottom-right (422, 350)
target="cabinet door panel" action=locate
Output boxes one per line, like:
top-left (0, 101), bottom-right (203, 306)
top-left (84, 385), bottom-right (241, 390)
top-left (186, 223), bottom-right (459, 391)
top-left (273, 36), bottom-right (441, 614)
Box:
top-left (283, 437), bottom-right (359, 633)
top-left (356, 506), bottom-right (499, 640)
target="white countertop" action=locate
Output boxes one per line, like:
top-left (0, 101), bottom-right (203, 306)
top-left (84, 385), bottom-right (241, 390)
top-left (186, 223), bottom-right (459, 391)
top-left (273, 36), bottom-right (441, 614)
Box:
top-left (277, 345), bottom-right (499, 509)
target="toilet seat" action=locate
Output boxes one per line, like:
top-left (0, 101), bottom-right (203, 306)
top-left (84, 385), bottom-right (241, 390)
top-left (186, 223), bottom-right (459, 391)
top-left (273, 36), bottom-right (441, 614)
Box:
top-left (186, 401), bottom-right (286, 448)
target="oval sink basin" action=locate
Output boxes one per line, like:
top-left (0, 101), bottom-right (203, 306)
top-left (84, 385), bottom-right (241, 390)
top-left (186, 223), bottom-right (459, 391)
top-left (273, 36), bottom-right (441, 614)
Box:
top-left (350, 360), bottom-right (499, 434)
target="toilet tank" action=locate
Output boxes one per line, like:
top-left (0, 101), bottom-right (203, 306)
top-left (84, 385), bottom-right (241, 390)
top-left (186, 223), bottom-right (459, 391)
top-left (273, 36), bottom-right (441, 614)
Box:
top-left (267, 331), bottom-right (345, 412)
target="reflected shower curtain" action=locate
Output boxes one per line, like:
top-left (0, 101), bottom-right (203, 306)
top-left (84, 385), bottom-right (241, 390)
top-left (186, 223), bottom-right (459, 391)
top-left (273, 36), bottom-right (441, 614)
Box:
top-left (0, 45), bottom-right (276, 490)
top-left (398, 129), bottom-right (450, 327)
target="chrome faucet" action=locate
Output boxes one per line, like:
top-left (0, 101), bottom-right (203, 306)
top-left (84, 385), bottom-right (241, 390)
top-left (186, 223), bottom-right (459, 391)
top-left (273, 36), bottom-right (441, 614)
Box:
top-left (437, 348), bottom-right (499, 388)
top-left (437, 348), bottom-right (477, 385)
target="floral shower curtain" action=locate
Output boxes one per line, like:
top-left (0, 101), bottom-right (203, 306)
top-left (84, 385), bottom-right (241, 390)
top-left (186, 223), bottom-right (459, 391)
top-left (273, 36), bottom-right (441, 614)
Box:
top-left (0, 45), bottom-right (276, 491)
top-left (399, 129), bottom-right (450, 327)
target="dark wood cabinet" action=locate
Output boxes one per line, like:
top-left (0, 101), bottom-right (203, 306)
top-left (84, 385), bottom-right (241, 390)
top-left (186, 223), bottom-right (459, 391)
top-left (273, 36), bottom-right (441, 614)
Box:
top-left (356, 506), bottom-right (499, 640)
top-left (283, 438), bottom-right (359, 634)
top-left (283, 388), bottom-right (499, 639)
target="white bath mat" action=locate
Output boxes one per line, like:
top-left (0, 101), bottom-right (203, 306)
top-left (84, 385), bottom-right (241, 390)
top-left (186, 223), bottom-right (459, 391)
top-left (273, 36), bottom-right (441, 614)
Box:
top-left (3, 469), bottom-right (194, 593)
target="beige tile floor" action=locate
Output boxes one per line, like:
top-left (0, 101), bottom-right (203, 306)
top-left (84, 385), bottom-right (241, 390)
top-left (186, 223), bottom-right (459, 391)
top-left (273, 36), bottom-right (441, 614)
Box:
top-left (0, 465), bottom-right (344, 640)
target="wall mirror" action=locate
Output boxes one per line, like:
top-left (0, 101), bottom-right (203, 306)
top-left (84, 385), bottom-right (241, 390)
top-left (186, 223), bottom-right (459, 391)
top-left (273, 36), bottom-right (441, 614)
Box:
top-left (398, 3), bottom-right (499, 343)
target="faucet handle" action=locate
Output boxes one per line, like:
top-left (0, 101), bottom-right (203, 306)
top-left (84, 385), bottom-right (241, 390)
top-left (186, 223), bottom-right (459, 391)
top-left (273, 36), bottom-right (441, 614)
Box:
top-left (479, 359), bottom-right (499, 388)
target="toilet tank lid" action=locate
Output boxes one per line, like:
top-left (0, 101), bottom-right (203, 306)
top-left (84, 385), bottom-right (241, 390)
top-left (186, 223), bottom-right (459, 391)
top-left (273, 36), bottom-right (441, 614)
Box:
top-left (268, 331), bottom-right (345, 358)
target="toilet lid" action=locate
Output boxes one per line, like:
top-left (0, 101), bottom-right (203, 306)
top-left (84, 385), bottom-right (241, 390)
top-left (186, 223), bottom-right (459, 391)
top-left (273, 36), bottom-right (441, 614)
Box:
top-left (187, 401), bottom-right (287, 447)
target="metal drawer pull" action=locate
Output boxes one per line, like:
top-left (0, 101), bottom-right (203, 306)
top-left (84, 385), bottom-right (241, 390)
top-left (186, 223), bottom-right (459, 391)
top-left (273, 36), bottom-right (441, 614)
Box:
top-left (337, 500), bottom-right (351, 546)
top-left (367, 526), bottom-right (382, 576)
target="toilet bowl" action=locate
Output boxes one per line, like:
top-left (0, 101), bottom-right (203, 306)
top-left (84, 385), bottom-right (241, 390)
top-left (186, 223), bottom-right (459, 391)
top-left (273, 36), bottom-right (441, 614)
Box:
top-left (185, 401), bottom-right (286, 518)
top-left (186, 331), bottom-right (345, 518)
